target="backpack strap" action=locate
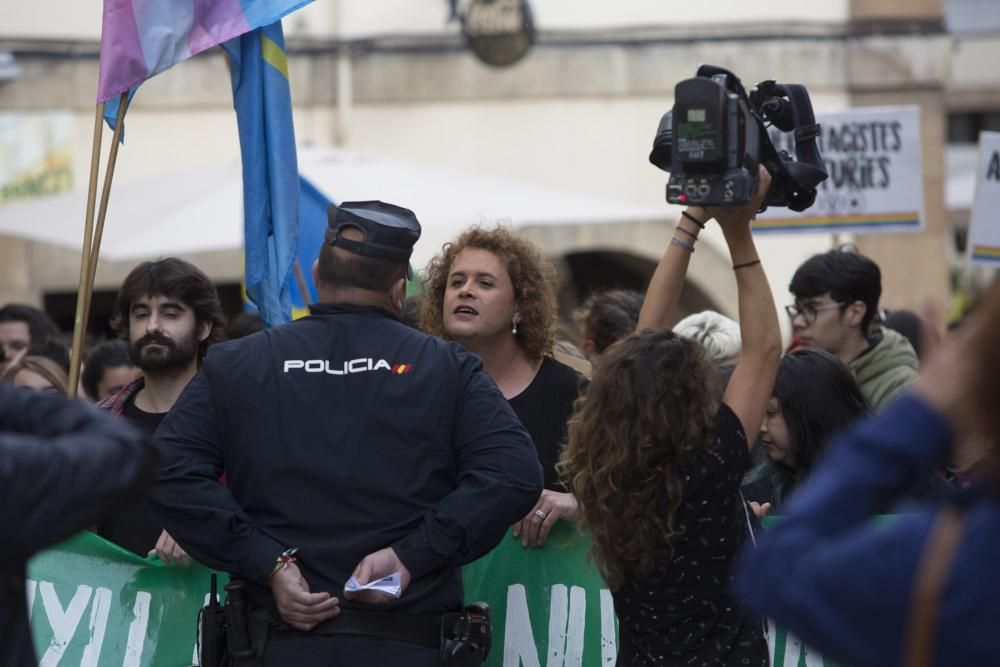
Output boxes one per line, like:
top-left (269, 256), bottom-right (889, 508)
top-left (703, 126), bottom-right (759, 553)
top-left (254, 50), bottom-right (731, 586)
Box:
top-left (903, 505), bottom-right (967, 667)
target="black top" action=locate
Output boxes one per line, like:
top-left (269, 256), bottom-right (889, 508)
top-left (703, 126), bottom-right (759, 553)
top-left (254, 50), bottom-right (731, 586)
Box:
top-left (122, 396), bottom-right (167, 434)
top-left (0, 386), bottom-right (155, 667)
top-left (96, 395), bottom-right (167, 557)
top-left (148, 303), bottom-right (543, 613)
top-left (508, 356), bottom-right (587, 490)
top-left (613, 403), bottom-right (768, 667)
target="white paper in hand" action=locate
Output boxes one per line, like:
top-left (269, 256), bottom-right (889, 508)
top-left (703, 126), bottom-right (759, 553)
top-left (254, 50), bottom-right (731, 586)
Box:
top-left (344, 572), bottom-right (402, 598)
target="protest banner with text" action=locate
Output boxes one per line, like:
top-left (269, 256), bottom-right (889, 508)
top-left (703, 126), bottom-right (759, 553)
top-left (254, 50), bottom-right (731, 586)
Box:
top-left (29, 527), bottom-right (836, 666)
top-left (757, 105), bottom-right (923, 235)
top-left (0, 111), bottom-right (75, 205)
top-left (966, 131), bottom-right (1000, 265)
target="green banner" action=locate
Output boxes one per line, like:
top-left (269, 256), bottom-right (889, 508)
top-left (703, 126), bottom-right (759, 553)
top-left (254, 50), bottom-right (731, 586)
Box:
top-left (28, 532), bottom-right (210, 666)
top-left (461, 524), bottom-right (840, 667)
top-left (462, 524), bottom-right (617, 666)
top-left (29, 526), bottom-right (837, 666)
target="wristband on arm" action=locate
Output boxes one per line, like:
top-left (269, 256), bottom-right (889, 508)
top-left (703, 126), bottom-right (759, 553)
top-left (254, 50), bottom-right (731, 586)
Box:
top-left (681, 210), bottom-right (707, 229)
top-left (269, 547), bottom-right (299, 581)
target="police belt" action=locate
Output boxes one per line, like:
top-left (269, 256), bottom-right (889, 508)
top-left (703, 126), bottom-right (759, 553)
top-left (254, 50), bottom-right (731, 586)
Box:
top-left (270, 608), bottom-right (450, 649)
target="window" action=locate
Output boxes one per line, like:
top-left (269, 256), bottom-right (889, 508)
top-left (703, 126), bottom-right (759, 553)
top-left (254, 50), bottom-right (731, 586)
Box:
top-left (948, 112), bottom-right (1000, 144)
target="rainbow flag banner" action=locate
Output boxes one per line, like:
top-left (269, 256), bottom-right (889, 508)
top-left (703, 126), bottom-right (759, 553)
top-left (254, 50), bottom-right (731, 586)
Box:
top-left (97, 0), bottom-right (313, 104)
top-left (971, 245), bottom-right (1000, 262)
top-left (753, 211), bottom-right (921, 233)
top-left (967, 132), bottom-right (1000, 266)
top-left (756, 106), bottom-right (924, 236)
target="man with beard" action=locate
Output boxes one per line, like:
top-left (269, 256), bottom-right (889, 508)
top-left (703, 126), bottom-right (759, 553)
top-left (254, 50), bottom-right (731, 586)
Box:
top-left (97, 257), bottom-right (226, 561)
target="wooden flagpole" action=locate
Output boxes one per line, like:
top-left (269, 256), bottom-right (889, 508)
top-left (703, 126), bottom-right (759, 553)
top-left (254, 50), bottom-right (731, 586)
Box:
top-left (67, 91), bottom-right (129, 398)
top-left (81, 91), bottom-right (130, 338)
top-left (67, 103), bottom-right (106, 398)
top-left (293, 259), bottom-right (312, 306)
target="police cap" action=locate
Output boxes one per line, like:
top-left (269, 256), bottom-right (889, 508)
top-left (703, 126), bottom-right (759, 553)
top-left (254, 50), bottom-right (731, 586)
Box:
top-left (325, 201), bottom-right (421, 265)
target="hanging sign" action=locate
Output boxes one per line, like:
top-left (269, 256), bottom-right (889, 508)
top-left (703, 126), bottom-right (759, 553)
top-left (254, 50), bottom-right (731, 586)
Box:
top-left (462, 0), bottom-right (535, 67)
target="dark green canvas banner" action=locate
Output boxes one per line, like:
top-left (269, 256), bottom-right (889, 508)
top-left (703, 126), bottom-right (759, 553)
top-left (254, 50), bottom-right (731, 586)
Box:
top-left (29, 526), bottom-right (836, 666)
top-left (27, 531), bottom-right (210, 666)
top-left (462, 524), bottom-right (618, 666)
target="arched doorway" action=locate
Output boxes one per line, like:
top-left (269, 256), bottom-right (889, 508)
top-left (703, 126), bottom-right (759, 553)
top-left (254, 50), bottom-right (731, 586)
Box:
top-left (556, 250), bottom-right (723, 341)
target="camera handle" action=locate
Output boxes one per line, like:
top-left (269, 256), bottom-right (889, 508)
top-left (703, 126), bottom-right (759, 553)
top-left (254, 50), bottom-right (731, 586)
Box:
top-left (771, 83), bottom-right (827, 191)
top-left (695, 64), bottom-right (750, 100)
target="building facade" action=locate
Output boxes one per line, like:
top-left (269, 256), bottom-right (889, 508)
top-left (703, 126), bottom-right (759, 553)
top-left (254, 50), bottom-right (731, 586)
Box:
top-left (1, 0), bottom-right (996, 335)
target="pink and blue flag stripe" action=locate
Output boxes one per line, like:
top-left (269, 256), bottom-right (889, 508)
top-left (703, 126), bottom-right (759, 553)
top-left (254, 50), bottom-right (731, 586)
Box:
top-left (97, 0), bottom-right (313, 103)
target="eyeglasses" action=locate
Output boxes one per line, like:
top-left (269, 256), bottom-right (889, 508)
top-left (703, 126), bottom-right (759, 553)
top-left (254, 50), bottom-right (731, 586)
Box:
top-left (784, 302), bottom-right (845, 324)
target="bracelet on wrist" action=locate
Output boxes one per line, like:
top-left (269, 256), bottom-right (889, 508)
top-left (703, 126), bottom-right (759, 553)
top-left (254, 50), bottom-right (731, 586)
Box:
top-left (675, 225), bottom-right (699, 240)
top-left (671, 237), bottom-right (695, 253)
top-left (733, 259), bottom-right (762, 270)
top-left (681, 210), bottom-right (707, 229)
top-left (269, 547), bottom-right (299, 581)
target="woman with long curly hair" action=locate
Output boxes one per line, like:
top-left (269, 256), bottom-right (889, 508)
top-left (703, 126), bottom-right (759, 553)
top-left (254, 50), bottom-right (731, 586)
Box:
top-left (420, 225), bottom-right (587, 548)
top-left (559, 168), bottom-right (780, 666)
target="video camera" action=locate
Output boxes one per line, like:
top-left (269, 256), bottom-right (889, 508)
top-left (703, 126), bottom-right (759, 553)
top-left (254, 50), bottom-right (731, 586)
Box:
top-left (649, 65), bottom-right (828, 212)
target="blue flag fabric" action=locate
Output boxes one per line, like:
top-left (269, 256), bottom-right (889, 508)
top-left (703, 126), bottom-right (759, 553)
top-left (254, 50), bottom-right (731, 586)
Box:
top-left (222, 22), bottom-right (299, 326)
top-left (280, 175), bottom-right (420, 317)
top-left (102, 86), bottom-right (138, 139)
top-left (291, 175), bottom-right (333, 308)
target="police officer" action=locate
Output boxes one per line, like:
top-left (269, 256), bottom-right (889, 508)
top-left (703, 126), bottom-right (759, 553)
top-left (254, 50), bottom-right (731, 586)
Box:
top-left (148, 201), bottom-right (543, 666)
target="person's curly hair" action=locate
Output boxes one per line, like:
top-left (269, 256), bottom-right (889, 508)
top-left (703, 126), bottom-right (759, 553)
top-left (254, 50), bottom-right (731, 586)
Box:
top-left (419, 225), bottom-right (557, 363)
top-left (557, 329), bottom-right (720, 590)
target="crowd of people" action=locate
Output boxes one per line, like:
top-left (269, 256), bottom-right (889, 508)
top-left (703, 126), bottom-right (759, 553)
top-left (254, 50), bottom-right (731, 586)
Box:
top-left (2, 172), bottom-right (998, 666)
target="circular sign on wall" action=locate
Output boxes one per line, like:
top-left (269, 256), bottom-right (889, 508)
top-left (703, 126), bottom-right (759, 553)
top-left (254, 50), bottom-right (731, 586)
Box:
top-left (462, 0), bottom-right (536, 67)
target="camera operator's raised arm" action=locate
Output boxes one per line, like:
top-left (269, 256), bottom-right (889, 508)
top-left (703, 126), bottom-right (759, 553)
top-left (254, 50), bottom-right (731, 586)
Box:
top-left (638, 167), bottom-right (780, 442)
top-left (635, 205), bottom-right (708, 332)
top-left (715, 168), bottom-right (782, 442)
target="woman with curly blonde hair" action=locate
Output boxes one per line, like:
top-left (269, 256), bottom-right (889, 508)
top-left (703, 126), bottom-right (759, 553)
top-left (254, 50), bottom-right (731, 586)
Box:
top-left (559, 168), bottom-right (780, 666)
top-left (421, 225), bottom-right (587, 548)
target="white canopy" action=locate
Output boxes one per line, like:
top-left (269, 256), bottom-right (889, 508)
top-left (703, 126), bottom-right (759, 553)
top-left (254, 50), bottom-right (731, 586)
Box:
top-left (0, 146), bottom-right (667, 271)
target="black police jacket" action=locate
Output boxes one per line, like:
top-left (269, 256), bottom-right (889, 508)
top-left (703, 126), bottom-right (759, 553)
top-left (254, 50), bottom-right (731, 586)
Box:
top-left (0, 386), bottom-right (156, 667)
top-left (148, 302), bottom-right (543, 613)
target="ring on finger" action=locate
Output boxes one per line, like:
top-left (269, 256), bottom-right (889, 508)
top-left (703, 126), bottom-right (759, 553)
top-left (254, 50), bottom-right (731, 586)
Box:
top-left (534, 509), bottom-right (547, 520)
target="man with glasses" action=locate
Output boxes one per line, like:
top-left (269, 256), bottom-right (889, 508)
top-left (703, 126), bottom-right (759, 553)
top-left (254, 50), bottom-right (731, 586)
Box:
top-left (787, 249), bottom-right (918, 409)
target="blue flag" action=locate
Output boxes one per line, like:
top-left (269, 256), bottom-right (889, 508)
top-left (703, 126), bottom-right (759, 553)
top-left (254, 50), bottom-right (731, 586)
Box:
top-left (222, 22), bottom-right (299, 327)
top-left (283, 175), bottom-right (420, 318)
top-left (290, 175), bottom-right (333, 310)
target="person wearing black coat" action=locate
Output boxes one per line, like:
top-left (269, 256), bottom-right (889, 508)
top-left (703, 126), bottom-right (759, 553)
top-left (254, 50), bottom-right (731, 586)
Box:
top-left (0, 385), bottom-right (157, 667)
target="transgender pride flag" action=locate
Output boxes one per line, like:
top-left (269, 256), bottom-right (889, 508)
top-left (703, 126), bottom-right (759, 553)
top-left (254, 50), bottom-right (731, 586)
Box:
top-left (96, 0), bottom-right (313, 103)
